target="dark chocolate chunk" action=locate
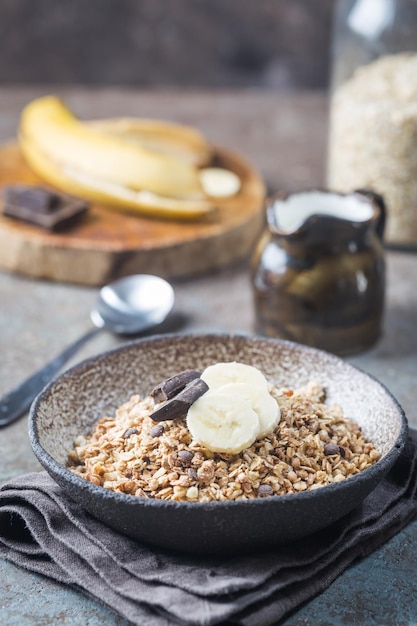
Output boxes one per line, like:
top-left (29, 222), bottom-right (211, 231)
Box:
top-left (150, 398), bottom-right (190, 422)
top-left (4, 186), bottom-right (60, 213)
top-left (176, 377), bottom-right (209, 402)
top-left (2, 185), bottom-right (88, 231)
top-left (151, 369), bottom-right (201, 403)
top-left (150, 378), bottom-right (209, 422)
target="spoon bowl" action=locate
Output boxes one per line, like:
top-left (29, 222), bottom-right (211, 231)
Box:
top-left (91, 275), bottom-right (175, 334)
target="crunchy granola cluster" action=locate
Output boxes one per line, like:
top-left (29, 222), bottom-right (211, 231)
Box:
top-left (67, 382), bottom-right (380, 502)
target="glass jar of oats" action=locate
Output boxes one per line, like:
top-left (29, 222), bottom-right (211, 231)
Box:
top-left (327, 0), bottom-right (417, 248)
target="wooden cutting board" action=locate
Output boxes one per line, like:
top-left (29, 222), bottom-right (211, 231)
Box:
top-left (0, 142), bottom-right (265, 285)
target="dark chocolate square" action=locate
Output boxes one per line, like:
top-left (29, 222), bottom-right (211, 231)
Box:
top-left (2, 185), bottom-right (88, 231)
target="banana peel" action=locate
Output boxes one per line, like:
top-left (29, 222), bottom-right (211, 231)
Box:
top-left (17, 95), bottom-right (243, 220)
top-left (19, 95), bottom-right (206, 201)
top-left (89, 118), bottom-right (212, 168)
top-left (20, 135), bottom-right (215, 221)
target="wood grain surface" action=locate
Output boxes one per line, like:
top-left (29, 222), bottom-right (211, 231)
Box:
top-left (0, 141), bottom-right (265, 285)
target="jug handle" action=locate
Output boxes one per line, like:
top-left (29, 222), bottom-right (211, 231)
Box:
top-left (355, 189), bottom-right (386, 240)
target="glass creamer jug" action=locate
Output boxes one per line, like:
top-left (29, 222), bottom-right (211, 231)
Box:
top-left (251, 190), bottom-right (386, 355)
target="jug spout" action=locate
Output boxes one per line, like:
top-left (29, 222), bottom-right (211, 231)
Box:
top-left (354, 189), bottom-right (386, 240)
top-left (267, 189), bottom-right (385, 248)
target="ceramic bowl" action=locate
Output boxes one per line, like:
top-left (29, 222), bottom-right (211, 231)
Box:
top-left (29, 333), bottom-right (407, 555)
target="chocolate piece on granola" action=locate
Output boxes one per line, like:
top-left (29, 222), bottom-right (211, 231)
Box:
top-left (258, 484), bottom-right (274, 497)
top-left (150, 424), bottom-right (164, 438)
top-left (123, 427), bottom-right (138, 438)
top-left (178, 450), bottom-right (194, 465)
top-left (150, 378), bottom-right (209, 422)
top-left (150, 369), bottom-right (202, 403)
top-left (2, 185), bottom-right (88, 231)
top-left (187, 468), bottom-right (199, 482)
top-left (324, 442), bottom-right (343, 456)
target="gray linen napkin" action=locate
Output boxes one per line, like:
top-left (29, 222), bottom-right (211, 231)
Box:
top-left (1, 430), bottom-right (416, 626)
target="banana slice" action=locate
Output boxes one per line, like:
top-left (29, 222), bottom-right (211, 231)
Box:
top-left (188, 362), bottom-right (280, 453)
top-left (247, 387), bottom-right (280, 439)
top-left (199, 168), bottom-right (241, 198)
top-left (201, 361), bottom-right (269, 391)
top-left (187, 383), bottom-right (260, 454)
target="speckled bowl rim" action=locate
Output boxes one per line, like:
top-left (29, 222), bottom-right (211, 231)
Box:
top-left (29, 332), bottom-right (408, 512)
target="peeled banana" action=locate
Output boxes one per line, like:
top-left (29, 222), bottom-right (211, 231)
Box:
top-left (18, 95), bottom-right (242, 220)
top-left (20, 134), bottom-right (214, 220)
top-left (20, 95), bottom-right (205, 198)
top-left (187, 362), bottom-right (280, 454)
top-left (89, 118), bottom-right (212, 168)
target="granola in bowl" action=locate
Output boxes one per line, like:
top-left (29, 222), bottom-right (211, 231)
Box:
top-left (30, 334), bottom-right (407, 553)
top-left (67, 371), bottom-right (381, 503)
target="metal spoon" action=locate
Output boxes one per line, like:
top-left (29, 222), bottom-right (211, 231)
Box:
top-left (0, 274), bottom-right (175, 427)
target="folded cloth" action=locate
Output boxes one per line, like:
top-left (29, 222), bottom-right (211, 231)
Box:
top-left (1, 431), bottom-right (417, 626)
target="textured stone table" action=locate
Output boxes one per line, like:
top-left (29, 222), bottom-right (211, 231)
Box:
top-left (0, 88), bottom-right (416, 625)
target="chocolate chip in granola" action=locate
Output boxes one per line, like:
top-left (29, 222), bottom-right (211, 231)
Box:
top-left (122, 427), bottom-right (138, 438)
top-left (257, 484), bottom-right (274, 497)
top-left (150, 369), bottom-right (202, 403)
top-left (150, 424), bottom-right (165, 438)
top-left (324, 442), bottom-right (342, 456)
top-left (187, 468), bottom-right (199, 482)
top-left (178, 450), bottom-right (194, 465)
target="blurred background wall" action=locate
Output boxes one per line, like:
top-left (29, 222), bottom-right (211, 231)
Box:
top-left (0, 0), bottom-right (333, 89)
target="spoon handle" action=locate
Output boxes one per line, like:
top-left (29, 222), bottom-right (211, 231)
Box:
top-left (0, 327), bottom-right (102, 428)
